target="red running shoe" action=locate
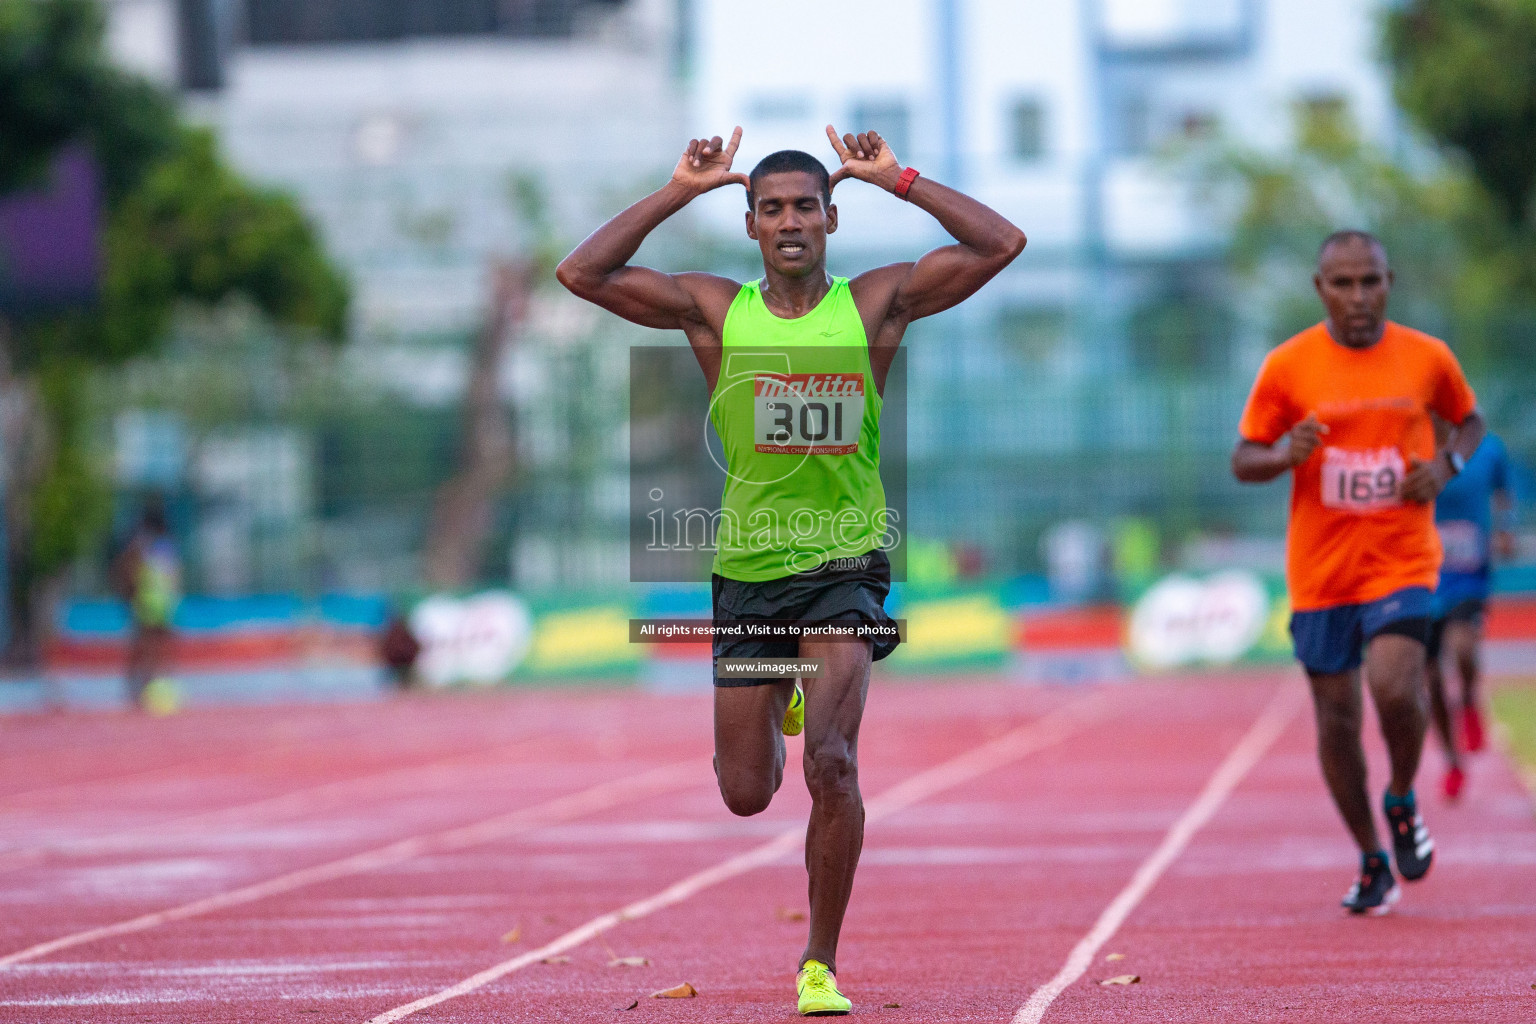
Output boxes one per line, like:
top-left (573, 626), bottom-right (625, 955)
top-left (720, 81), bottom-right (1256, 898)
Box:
top-left (1461, 705), bottom-right (1485, 753)
top-left (1442, 764), bottom-right (1465, 801)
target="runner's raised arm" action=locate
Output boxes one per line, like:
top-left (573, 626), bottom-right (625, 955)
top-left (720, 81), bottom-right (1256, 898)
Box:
top-left (555, 128), bottom-right (748, 331)
top-left (826, 126), bottom-right (1026, 345)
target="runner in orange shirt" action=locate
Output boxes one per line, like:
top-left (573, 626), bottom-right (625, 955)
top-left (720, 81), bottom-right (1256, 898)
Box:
top-left (1232, 231), bottom-right (1485, 915)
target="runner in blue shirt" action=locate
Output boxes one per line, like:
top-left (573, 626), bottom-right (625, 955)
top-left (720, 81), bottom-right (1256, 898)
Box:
top-left (1426, 425), bottom-right (1515, 799)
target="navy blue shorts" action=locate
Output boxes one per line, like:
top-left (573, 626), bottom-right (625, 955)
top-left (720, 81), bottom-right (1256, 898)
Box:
top-left (1289, 586), bottom-right (1434, 675)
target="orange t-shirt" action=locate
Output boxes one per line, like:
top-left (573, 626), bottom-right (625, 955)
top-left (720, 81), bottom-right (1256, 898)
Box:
top-left (1239, 322), bottom-right (1477, 612)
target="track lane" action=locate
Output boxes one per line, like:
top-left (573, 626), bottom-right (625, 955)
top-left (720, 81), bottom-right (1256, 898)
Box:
top-left (363, 691), bottom-right (1107, 1022)
top-left (1014, 683), bottom-right (1304, 1021)
top-left (0, 691), bottom-right (581, 821)
top-left (0, 702), bottom-right (398, 799)
top-left (0, 731), bottom-right (575, 873)
top-left (4, 676), bottom-right (1533, 1023)
top-left (1031, 681), bottom-right (1536, 1023)
top-left (0, 680), bottom-right (1090, 1021)
top-left (0, 761), bottom-right (702, 968)
top-left (0, 693), bottom-right (711, 956)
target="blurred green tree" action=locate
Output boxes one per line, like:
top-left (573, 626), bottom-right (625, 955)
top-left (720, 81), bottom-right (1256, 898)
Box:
top-left (1383, 0), bottom-right (1536, 231)
top-left (0, 0), bottom-right (175, 200)
top-left (0, 0), bottom-right (348, 661)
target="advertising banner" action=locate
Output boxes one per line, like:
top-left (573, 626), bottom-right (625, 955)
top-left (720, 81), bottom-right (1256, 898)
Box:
top-left (884, 586), bottom-right (1012, 670)
top-left (1126, 570), bottom-right (1291, 670)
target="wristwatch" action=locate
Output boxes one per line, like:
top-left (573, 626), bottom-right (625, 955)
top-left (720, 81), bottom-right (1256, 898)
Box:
top-left (1445, 450), bottom-right (1466, 476)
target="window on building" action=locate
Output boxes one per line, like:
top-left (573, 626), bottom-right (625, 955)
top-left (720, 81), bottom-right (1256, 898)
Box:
top-left (848, 99), bottom-right (911, 159)
top-left (747, 94), bottom-right (813, 122)
top-left (1099, 0), bottom-right (1247, 52)
top-left (244, 0), bottom-right (621, 45)
top-left (179, 0), bottom-right (232, 91)
top-left (1007, 98), bottom-right (1047, 162)
top-left (1116, 94), bottom-right (1152, 156)
top-left (1128, 287), bottom-right (1234, 372)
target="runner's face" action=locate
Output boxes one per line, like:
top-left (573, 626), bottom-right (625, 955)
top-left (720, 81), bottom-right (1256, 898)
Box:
top-left (746, 172), bottom-right (835, 278)
top-left (1314, 240), bottom-right (1393, 348)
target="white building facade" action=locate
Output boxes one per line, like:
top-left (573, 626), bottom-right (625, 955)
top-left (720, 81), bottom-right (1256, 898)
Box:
top-left (689, 0), bottom-right (1395, 264)
top-left (688, 0), bottom-right (1404, 569)
top-left (95, 0), bottom-right (1413, 578)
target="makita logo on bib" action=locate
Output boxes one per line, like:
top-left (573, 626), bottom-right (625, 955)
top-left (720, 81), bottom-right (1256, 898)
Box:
top-left (755, 373), bottom-right (864, 398)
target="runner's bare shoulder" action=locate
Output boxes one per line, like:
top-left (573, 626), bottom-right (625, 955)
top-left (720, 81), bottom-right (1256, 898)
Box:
top-left (848, 263), bottom-right (916, 335)
top-left (674, 271), bottom-right (745, 331)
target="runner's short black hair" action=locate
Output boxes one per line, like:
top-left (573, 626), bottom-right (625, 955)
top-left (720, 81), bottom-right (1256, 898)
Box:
top-left (748, 150), bottom-right (831, 210)
top-left (1318, 229), bottom-right (1386, 263)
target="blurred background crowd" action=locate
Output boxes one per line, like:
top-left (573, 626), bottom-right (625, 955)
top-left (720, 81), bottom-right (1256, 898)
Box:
top-left (2, 0), bottom-right (1535, 700)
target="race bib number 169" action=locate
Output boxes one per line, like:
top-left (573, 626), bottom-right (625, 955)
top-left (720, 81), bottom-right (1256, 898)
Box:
top-left (754, 373), bottom-right (865, 455)
top-left (1320, 446), bottom-right (1404, 512)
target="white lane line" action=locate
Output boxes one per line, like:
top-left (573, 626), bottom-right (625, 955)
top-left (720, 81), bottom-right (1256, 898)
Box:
top-left (0, 762), bottom-right (698, 968)
top-left (1011, 683), bottom-right (1302, 1024)
top-left (0, 735), bottom-right (567, 873)
top-left (0, 750), bottom-right (239, 809)
top-left (364, 692), bottom-right (1107, 1024)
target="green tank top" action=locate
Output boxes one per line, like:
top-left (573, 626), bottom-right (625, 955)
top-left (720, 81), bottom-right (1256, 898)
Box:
top-left (709, 277), bottom-right (887, 581)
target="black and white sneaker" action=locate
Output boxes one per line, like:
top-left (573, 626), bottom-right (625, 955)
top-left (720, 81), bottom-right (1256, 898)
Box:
top-left (1341, 853), bottom-right (1399, 915)
top-left (1385, 794), bottom-right (1435, 881)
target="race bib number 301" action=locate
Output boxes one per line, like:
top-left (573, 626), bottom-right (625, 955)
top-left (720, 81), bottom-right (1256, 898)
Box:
top-left (754, 373), bottom-right (865, 455)
top-left (1320, 446), bottom-right (1405, 512)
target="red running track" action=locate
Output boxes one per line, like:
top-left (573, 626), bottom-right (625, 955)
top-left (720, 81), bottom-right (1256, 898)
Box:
top-left (0, 673), bottom-right (1532, 1022)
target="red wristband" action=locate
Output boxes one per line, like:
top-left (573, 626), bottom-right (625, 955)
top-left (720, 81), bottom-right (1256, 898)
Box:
top-left (893, 166), bottom-right (920, 200)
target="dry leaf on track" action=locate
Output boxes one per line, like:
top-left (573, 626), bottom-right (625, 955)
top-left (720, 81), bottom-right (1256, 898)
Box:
top-left (540, 955), bottom-right (571, 965)
top-left (883, 1002), bottom-right (901, 1008)
top-left (617, 999), bottom-right (640, 1011)
top-left (1105, 953), bottom-right (1125, 961)
top-left (776, 906), bottom-right (807, 922)
top-left (1099, 975), bottom-right (1140, 986)
top-left (651, 982), bottom-right (699, 999)
top-left (609, 956), bottom-right (651, 968)
top-left (500, 926), bottom-right (521, 943)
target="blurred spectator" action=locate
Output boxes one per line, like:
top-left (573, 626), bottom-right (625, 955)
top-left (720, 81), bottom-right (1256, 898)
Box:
top-left (1041, 520), bottom-right (1107, 604)
top-left (379, 606), bottom-right (422, 690)
top-left (110, 497), bottom-right (181, 709)
top-left (1111, 517), bottom-right (1161, 599)
top-left (906, 537), bottom-right (959, 589)
top-left (954, 543), bottom-right (987, 580)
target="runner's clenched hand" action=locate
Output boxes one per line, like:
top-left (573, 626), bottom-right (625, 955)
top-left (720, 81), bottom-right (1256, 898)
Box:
top-left (1287, 413), bottom-right (1328, 467)
top-left (672, 127), bottom-right (750, 196)
top-left (825, 126), bottom-right (902, 193)
top-left (1400, 455), bottom-right (1449, 503)
top-left (1495, 529), bottom-right (1517, 561)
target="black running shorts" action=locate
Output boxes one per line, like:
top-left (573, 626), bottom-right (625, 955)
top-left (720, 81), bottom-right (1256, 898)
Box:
top-left (711, 548), bottom-right (900, 687)
top-left (1426, 597), bottom-right (1487, 661)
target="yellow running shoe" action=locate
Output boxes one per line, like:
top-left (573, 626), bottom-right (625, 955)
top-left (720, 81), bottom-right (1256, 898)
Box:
top-left (797, 959), bottom-right (850, 1016)
top-left (140, 677), bottom-right (181, 717)
top-left (782, 681), bottom-right (805, 737)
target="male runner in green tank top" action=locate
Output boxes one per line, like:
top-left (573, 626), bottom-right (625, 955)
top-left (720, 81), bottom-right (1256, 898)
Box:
top-left (558, 125), bottom-right (1025, 1015)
